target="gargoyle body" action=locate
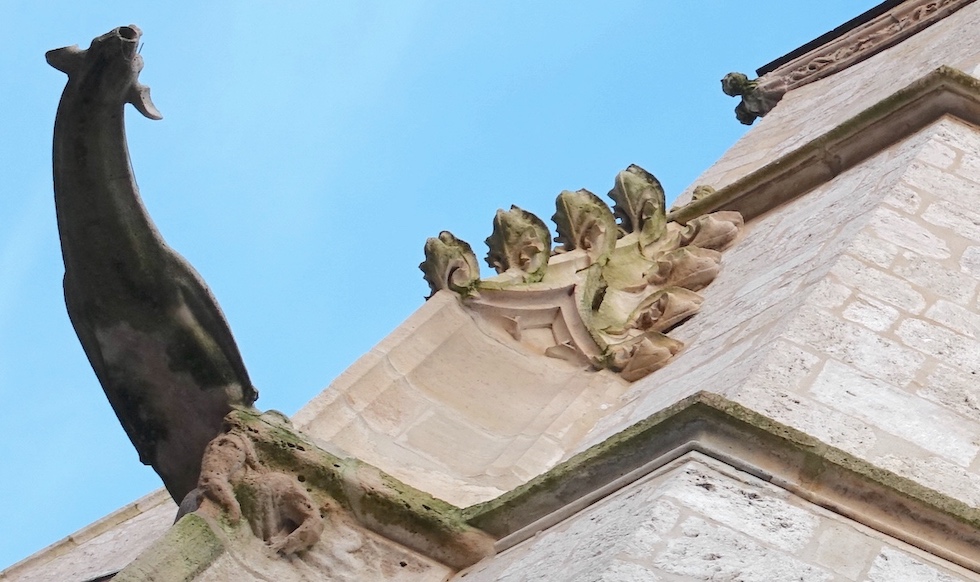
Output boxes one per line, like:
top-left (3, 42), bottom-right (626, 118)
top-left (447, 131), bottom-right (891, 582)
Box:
top-left (48, 26), bottom-right (258, 503)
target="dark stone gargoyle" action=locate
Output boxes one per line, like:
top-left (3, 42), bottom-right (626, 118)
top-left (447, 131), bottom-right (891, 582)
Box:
top-left (48, 26), bottom-right (258, 504)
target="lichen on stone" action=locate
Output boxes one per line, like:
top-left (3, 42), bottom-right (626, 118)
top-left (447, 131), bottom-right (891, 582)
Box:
top-left (420, 165), bottom-right (744, 383)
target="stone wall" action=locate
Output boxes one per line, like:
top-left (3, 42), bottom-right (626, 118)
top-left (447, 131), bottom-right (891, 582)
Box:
top-left (581, 117), bottom-right (980, 512)
top-left (457, 454), bottom-right (974, 581)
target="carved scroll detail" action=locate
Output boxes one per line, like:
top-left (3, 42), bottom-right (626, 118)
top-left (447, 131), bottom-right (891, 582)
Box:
top-left (420, 231), bottom-right (481, 298)
top-left (420, 165), bottom-right (743, 382)
top-left (485, 205), bottom-right (552, 282)
top-left (722, 0), bottom-right (976, 124)
top-left (609, 164), bottom-right (667, 243)
top-left (553, 189), bottom-right (618, 260)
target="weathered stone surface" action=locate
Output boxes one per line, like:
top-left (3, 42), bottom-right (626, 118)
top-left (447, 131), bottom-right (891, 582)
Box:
top-left (457, 457), bottom-right (973, 581)
top-left (810, 360), bottom-right (980, 467)
top-left (116, 511), bottom-right (454, 582)
top-left (842, 295), bottom-right (900, 332)
top-left (784, 306), bottom-right (925, 386)
top-left (179, 408), bottom-right (495, 574)
top-left (830, 255), bottom-right (927, 314)
top-left (866, 547), bottom-right (967, 582)
top-left (421, 165), bottom-right (743, 384)
top-left (654, 517), bottom-right (833, 582)
top-left (0, 491), bottom-right (176, 582)
top-left (49, 25), bottom-right (258, 505)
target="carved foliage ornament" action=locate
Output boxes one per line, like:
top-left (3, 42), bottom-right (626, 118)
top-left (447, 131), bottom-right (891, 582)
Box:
top-left (420, 165), bottom-right (743, 382)
top-left (722, 0), bottom-right (976, 124)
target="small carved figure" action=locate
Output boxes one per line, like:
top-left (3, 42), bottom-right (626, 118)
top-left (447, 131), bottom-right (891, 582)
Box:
top-left (721, 72), bottom-right (785, 125)
top-left (198, 431), bottom-right (324, 555)
top-left (48, 26), bottom-right (258, 504)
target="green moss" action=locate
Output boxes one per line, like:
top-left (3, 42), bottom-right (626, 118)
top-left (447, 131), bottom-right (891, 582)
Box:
top-left (465, 391), bottom-right (980, 537)
top-left (114, 514), bottom-right (225, 582)
top-left (220, 409), bottom-right (489, 564)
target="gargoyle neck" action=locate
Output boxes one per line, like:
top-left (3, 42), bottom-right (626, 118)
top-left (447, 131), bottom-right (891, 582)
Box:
top-left (53, 89), bottom-right (164, 278)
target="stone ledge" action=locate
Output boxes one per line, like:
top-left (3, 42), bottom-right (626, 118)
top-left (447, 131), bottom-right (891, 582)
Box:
top-left (113, 514), bottom-right (224, 582)
top-left (217, 409), bottom-right (493, 570)
top-left (672, 66), bottom-right (980, 224)
top-left (463, 391), bottom-right (980, 574)
top-left (0, 489), bottom-right (175, 582)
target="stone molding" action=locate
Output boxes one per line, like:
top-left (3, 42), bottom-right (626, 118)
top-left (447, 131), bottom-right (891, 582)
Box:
top-left (723, 0), bottom-right (977, 123)
top-left (123, 408), bottom-right (495, 576)
top-left (420, 165), bottom-right (743, 382)
top-left (677, 66), bottom-right (980, 224)
top-left (463, 392), bottom-right (980, 574)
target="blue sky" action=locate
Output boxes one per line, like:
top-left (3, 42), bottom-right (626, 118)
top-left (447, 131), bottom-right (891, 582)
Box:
top-left (0, 1), bottom-right (882, 569)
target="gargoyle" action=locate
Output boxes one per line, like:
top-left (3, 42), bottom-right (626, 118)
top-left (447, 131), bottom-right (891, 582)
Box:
top-left (48, 26), bottom-right (258, 504)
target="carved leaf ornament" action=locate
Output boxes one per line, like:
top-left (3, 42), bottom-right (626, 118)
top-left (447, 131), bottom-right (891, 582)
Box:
top-left (420, 165), bottom-right (743, 382)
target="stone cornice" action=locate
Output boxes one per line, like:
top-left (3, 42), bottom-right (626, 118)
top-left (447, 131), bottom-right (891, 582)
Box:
top-left (724, 0), bottom-right (977, 123)
top-left (464, 392), bottom-right (980, 574)
top-left (115, 408), bottom-right (495, 578)
top-left (678, 66), bottom-right (980, 223)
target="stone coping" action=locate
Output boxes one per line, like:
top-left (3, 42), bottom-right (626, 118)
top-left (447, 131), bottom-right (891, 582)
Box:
top-left (216, 409), bottom-right (493, 570)
top-left (758, 0), bottom-right (975, 84)
top-left (0, 488), bottom-right (174, 581)
top-left (462, 392), bottom-right (980, 574)
top-left (673, 66), bottom-right (980, 223)
top-left (756, 0), bottom-right (906, 76)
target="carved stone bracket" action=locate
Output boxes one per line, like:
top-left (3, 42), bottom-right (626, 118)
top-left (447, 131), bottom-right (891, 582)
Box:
top-left (419, 165), bottom-right (743, 382)
top-left (189, 408), bottom-right (495, 568)
top-left (722, 0), bottom-right (976, 124)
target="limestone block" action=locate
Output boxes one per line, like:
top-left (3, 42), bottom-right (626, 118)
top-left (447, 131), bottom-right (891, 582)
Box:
top-left (734, 342), bottom-right (878, 456)
top-left (923, 200), bottom-right (980, 245)
top-left (811, 523), bottom-right (878, 580)
top-left (784, 306), bottom-right (925, 386)
top-left (897, 318), bottom-right (980, 376)
top-left (843, 295), bottom-right (901, 332)
top-left (926, 300), bottom-right (980, 339)
top-left (866, 547), bottom-right (969, 582)
top-left (808, 279), bottom-right (852, 310)
top-left (831, 255), bottom-right (926, 314)
top-left (660, 464), bottom-right (820, 552)
top-left (960, 246), bottom-right (980, 279)
top-left (809, 360), bottom-right (980, 467)
top-left (904, 160), bottom-right (980, 211)
top-left (894, 251), bottom-right (977, 306)
top-left (868, 207), bottom-right (951, 260)
top-left (919, 363), bottom-right (980, 425)
top-left (883, 182), bottom-right (923, 215)
top-left (850, 230), bottom-right (900, 269)
top-left (918, 134), bottom-right (959, 169)
top-left (654, 517), bottom-right (833, 582)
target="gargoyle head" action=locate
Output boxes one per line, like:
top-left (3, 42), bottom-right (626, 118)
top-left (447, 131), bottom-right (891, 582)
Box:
top-left (46, 25), bottom-right (162, 120)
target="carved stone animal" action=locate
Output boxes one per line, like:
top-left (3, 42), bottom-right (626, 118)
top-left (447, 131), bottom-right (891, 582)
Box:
top-left (197, 432), bottom-right (324, 555)
top-left (48, 25), bottom-right (258, 503)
